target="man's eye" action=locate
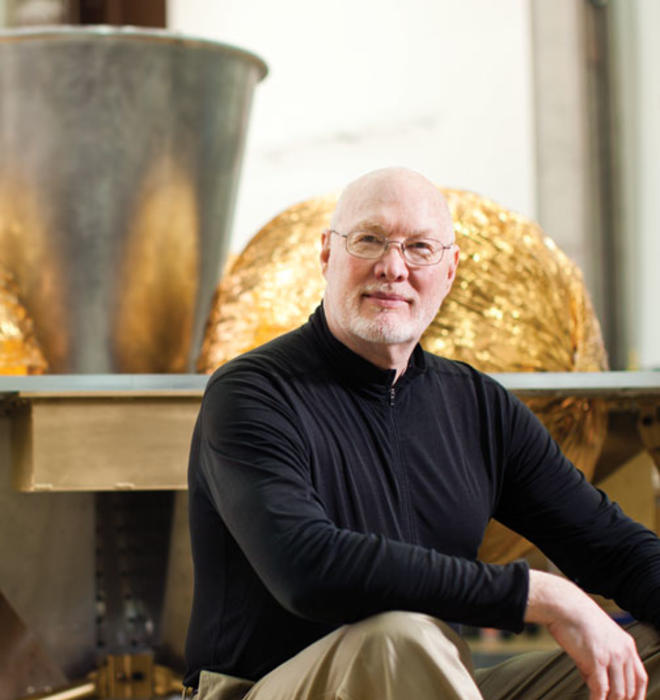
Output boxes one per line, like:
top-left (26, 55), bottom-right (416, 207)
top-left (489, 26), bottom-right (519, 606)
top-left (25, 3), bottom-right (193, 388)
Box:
top-left (353, 233), bottom-right (382, 245)
top-left (407, 240), bottom-right (434, 253)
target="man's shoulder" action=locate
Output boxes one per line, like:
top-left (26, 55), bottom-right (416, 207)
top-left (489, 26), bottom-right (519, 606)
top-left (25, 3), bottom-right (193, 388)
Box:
top-left (418, 353), bottom-right (533, 443)
top-left (420, 351), bottom-right (511, 398)
top-left (205, 323), bottom-right (321, 390)
top-left (422, 351), bottom-right (492, 381)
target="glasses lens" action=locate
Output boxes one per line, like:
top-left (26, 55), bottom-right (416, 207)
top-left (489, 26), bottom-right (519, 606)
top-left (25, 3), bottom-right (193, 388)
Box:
top-left (404, 240), bottom-right (442, 265)
top-left (346, 232), bottom-right (386, 258)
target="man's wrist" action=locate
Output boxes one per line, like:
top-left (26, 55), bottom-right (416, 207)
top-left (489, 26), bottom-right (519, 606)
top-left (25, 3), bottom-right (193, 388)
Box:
top-left (524, 569), bottom-right (584, 626)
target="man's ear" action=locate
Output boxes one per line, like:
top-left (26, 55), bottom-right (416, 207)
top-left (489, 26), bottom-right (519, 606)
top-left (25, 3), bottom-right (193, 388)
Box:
top-left (320, 229), bottom-right (331, 276)
top-left (445, 245), bottom-right (460, 290)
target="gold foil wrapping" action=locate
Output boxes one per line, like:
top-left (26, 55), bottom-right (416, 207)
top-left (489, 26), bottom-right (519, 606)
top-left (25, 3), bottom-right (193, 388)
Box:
top-left (0, 173), bottom-right (68, 370)
top-left (198, 194), bottom-right (336, 367)
top-left (198, 188), bottom-right (608, 564)
top-left (113, 156), bottom-right (200, 373)
top-left (0, 265), bottom-right (48, 374)
top-left (423, 191), bottom-right (606, 373)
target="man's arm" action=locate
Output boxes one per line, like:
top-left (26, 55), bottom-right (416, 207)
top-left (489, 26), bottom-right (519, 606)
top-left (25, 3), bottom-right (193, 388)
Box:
top-left (526, 569), bottom-right (647, 700)
top-left (494, 388), bottom-right (660, 629)
top-left (487, 383), bottom-right (659, 699)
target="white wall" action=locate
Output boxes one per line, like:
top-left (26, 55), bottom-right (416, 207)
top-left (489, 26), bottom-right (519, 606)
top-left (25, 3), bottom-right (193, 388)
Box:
top-left (168, 0), bottom-right (536, 254)
top-left (612, 0), bottom-right (660, 370)
top-left (635, 0), bottom-right (660, 369)
top-left (530, 0), bottom-right (592, 288)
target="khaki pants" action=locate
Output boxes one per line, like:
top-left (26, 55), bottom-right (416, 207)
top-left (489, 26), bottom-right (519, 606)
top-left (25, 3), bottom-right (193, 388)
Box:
top-left (196, 611), bottom-right (660, 700)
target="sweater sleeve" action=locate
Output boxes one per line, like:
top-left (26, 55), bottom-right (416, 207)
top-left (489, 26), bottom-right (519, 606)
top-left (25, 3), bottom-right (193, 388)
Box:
top-left (198, 369), bottom-right (530, 631)
top-left (494, 388), bottom-right (660, 626)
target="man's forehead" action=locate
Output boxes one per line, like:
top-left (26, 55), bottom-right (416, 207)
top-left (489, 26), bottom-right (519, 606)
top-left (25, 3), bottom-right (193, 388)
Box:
top-left (352, 178), bottom-right (444, 211)
top-left (338, 191), bottom-right (449, 231)
top-left (347, 217), bottom-right (436, 238)
top-left (330, 168), bottom-right (453, 233)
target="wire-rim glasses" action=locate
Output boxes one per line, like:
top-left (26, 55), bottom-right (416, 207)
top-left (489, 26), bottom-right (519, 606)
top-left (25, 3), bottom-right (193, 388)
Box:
top-left (329, 229), bottom-right (453, 266)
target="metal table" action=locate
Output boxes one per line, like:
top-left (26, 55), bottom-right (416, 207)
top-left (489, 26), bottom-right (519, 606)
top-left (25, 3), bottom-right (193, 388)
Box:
top-left (1, 372), bottom-right (659, 492)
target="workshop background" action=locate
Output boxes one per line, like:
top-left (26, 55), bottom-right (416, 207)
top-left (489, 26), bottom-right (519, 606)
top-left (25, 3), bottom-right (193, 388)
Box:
top-left (0, 0), bottom-right (658, 697)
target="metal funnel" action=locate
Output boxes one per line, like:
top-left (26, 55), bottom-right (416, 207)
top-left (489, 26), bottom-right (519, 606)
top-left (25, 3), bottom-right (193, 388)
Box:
top-left (0, 26), bottom-right (267, 372)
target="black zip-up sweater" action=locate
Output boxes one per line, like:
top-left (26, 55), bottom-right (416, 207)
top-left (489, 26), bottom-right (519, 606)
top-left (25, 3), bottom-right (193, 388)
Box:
top-left (184, 305), bottom-right (660, 686)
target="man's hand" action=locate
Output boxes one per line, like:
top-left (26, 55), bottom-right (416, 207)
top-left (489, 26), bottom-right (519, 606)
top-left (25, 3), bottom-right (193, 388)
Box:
top-left (525, 570), bottom-right (647, 700)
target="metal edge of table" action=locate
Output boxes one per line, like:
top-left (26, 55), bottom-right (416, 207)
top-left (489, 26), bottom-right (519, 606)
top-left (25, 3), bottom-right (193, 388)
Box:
top-left (0, 374), bottom-right (210, 398)
top-left (0, 371), bottom-right (659, 400)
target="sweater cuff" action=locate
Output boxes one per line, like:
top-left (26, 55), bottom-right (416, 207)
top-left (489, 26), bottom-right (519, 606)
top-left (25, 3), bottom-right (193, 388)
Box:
top-left (506, 559), bottom-right (530, 633)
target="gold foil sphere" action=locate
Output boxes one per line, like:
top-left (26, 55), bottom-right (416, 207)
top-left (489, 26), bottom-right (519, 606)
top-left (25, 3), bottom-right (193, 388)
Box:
top-left (198, 194), bottom-right (336, 366)
top-left (198, 188), bottom-right (608, 564)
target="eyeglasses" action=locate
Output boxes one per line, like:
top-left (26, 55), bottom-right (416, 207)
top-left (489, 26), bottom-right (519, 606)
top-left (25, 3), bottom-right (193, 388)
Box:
top-left (329, 229), bottom-right (453, 266)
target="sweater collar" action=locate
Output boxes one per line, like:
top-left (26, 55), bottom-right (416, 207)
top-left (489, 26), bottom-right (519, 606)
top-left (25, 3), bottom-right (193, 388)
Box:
top-left (305, 304), bottom-right (426, 396)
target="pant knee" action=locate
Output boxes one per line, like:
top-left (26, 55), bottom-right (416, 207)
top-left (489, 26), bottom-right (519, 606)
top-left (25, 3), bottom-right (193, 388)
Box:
top-left (335, 611), bottom-right (480, 699)
top-left (342, 611), bottom-right (469, 664)
top-left (344, 611), bottom-right (428, 644)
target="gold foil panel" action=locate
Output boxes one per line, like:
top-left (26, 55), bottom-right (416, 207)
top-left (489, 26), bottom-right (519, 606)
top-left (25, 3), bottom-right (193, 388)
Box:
top-left (0, 172), bottom-right (67, 370)
top-left (198, 188), bottom-right (608, 564)
top-left (0, 266), bottom-right (48, 374)
top-left (113, 156), bottom-right (200, 373)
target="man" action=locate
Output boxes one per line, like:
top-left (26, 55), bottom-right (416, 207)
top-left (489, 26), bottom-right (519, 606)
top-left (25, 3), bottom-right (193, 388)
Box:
top-left (184, 167), bottom-right (660, 699)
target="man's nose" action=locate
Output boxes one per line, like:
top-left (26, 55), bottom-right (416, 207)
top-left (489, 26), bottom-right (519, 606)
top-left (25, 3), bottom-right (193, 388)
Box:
top-left (374, 243), bottom-right (409, 281)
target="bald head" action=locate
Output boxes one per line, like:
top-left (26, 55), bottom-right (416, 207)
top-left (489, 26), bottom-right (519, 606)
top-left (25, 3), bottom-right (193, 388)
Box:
top-left (330, 167), bottom-right (454, 242)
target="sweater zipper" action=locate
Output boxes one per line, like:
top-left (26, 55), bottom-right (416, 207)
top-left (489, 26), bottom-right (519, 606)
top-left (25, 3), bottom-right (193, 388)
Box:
top-left (387, 383), bottom-right (415, 539)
